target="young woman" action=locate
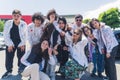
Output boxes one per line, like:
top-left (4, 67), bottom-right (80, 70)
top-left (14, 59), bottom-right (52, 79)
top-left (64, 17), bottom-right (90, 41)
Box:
top-left (53, 17), bottom-right (69, 74)
top-left (89, 18), bottom-right (118, 80)
top-left (19, 39), bottom-right (55, 80)
top-left (82, 26), bottom-right (104, 78)
top-left (65, 28), bottom-right (88, 80)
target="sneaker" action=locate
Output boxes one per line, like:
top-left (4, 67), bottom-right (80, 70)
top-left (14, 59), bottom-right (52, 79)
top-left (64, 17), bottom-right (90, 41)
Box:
top-left (1, 72), bottom-right (12, 78)
top-left (90, 73), bottom-right (98, 77)
top-left (28, 76), bottom-right (31, 80)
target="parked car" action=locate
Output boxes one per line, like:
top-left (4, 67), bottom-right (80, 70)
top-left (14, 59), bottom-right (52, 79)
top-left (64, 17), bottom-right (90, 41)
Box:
top-left (0, 32), bottom-right (5, 49)
top-left (113, 30), bottom-right (120, 58)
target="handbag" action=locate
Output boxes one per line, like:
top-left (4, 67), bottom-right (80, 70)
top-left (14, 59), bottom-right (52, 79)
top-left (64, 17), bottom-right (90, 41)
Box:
top-left (60, 55), bottom-right (87, 79)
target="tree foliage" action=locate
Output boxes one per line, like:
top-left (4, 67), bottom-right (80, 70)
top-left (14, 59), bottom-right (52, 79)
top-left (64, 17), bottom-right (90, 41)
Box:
top-left (0, 20), bottom-right (5, 32)
top-left (83, 18), bottom-right (90, 24)
top-left (98, 8), bottom-right (120, 29)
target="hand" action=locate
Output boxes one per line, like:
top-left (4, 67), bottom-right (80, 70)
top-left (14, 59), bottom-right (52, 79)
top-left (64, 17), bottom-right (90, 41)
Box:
top-left (67, 24), bottom-right (72, 31)
top-left (48, 48), bottom-right (53, 56)
top-left (106, 53), bottom-right (111, 58)
top-left (60, 31), bottom-right (65, 36)
top-left (89, 34), bottom-right (94, 39)
top-left (101, 49), bottom-right (105, 54)
top-left (54, 44), bottom-right (58, 50)
top-left (63, 46), bottom-right (68, 50)
top-left (19, 45), bottom-right (25, 52)
top-left (8, 46), bottom-right (14, 52)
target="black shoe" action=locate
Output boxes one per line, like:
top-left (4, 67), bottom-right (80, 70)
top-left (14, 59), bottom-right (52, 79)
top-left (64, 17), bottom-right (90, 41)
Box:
top-left (98, 74), bottom-right (108, 79)
top-left (1, 71), bottom-right (12, 78)
top-left (90, 73), bottom-right (98, 77)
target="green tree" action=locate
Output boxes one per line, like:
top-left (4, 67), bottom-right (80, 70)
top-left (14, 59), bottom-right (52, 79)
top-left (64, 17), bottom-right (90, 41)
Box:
top-left (98, 8), bottom-right (120, 29)
top-left (0, 20), bottom-right (5, 32)
top-left (83, 18), bottom-right (90, 24)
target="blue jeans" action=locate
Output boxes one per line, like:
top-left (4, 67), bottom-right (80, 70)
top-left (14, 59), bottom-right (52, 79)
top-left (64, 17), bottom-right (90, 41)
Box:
top-left (46, 63), bottom-right (56, 80)
top-left (92, 52), bottom-right (104, 74)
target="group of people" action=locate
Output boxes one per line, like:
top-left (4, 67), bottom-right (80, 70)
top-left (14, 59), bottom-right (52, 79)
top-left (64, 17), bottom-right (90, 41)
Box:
top-left (1, 9), bottom-right (118, 80)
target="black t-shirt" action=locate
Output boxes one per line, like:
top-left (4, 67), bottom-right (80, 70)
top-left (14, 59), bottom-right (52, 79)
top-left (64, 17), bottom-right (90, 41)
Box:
top-left (10, 22), bottom-right (21, 47)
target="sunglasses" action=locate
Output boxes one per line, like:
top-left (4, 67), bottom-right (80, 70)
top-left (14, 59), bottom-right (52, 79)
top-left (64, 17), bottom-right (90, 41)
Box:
top-left (74, 32), bottom-right (80, 35)
top-left (76, 19), bottom-right (82, 22)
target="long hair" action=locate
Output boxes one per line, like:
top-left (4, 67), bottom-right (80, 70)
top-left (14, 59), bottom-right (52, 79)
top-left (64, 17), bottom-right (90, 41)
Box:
top-left (89, 18), bottom-right (100, 29)
top-left (40, 22), bottom-right (55, 43)
top-left (73, 29), bottom-right (82, 43)
top-left (82, 25), bottom-right (93, 37)
top-left (31, 39), bottom-right (50, 61)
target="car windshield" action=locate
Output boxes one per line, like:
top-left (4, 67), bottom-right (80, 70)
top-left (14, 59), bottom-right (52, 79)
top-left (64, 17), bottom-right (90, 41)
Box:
top-left (114, 30), bottom-right (120, 43)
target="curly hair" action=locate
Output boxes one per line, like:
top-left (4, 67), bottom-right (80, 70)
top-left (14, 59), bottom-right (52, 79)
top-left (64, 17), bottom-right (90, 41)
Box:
top-left (32, 12), bottom-right (45, 24)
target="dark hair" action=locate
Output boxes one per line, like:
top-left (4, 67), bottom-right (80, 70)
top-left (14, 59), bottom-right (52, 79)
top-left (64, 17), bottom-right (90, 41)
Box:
top-left (32, 12), bottom-right (45, 24)
top-left (75, 14), bottom-right (83, 20)
top-left (82, 25), bottom-right (93, 37)
top-left (12, 9), bottom-right (22, 15)
top-left (46, 9), bottom-right (57, 20)
top-left (89, 18), bottom-right (100, 29)
top-left (58, 16), bottom-right (67, 25)
top-left (32, 39), bottom-right (50, 60)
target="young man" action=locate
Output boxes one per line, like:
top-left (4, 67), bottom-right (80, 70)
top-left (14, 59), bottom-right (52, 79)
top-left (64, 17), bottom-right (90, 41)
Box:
top-left (72, 14), bottom-right (85, 30)
top-left (2, 9), bottom-right (27, 78)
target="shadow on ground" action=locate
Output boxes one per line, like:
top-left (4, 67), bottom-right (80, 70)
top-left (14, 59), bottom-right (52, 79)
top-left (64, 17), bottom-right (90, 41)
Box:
top-left (0, 72), bottom-right (104, 80)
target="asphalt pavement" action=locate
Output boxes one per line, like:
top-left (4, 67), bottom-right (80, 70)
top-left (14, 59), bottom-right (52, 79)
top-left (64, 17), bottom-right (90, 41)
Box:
top-left (0, 50), bottom-right (120, 80)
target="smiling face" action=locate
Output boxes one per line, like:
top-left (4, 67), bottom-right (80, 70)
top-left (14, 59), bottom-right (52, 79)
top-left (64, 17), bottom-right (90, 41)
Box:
top-left (73, 29), bottom-right (82, 42)
top-left (75, 18), bottom-right (82, 27)
top-left (58, 20), bottom-right (65, 29)
top-left (83, 27), bottom-right (92, 36)
top-left (41, 40), bottom-right (49, 51)
top-left (91, 20), bottom-right (100, 29)
top-left (34, 19), bottom-right (42, 27)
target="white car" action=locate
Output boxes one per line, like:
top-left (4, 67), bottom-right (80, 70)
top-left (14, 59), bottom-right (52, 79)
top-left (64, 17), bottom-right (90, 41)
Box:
top-left (0, 32), bottom-right (5, 49)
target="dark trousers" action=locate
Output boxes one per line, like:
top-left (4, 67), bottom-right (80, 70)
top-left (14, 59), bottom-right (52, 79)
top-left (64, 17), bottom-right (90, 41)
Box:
top-left (5, 46), bottom-right (25, 72)
top-left (92, 52), bottom-right (104, 74)
top-left (104, 45), bottom-right (118, 80)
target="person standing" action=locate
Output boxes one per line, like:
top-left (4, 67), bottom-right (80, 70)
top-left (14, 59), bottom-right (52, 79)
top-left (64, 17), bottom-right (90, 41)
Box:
top-left (72, 14), bottom-right (85, 30)
top-left (82, 26), bottom-right (105, 78)
top-left (71, 14), bottom-right (87, 40)
top-left (89, 18), bottom-right (118, 80)
top-left (2, 9), bottom-right (27, 78)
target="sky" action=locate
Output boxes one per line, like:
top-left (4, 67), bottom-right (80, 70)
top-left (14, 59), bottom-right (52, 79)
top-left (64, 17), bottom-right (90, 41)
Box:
top-left (0, 0), bottom-right (120, 19)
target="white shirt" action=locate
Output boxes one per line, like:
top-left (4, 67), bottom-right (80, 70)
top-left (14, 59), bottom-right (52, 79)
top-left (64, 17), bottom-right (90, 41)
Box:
top-left (72, 23), bottom-right (86, 30)
top-left (3, 20), bottom-right (27, 47)
top-left (65, 33), bottom-right (88, 67)
top-left (26, 23), bottom-right (44, 46)
top-left (93, 25), bottom-right (118, 53)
